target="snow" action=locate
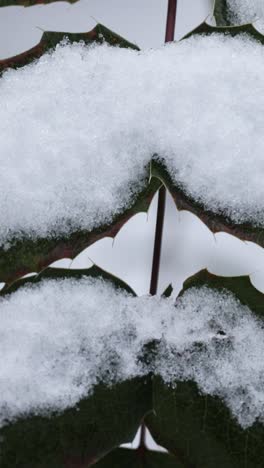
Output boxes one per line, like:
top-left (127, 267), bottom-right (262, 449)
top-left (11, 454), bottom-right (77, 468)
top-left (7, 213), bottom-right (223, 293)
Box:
top-left (0, 275), bottom-right (263, 429)
top-left (1, 33), bottom-right (264, 248)
top-left (226, 0), bottom-right (264, 23)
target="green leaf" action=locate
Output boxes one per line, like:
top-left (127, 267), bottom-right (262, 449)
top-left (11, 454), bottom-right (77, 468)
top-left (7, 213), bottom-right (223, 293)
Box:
top-left (0, 0), bottom-right (79, 6)
top-left (183, 21), bottom-right (264, 44)
top-left (0, 23), bottom-right (139, 74)
top-left (181, 268), bottom-right (264, 319)
top-left (162, 284), bottom-right (173, 298)
top-left (145, 272), bottom-right (264, 468)
top-left (0, 175), bottom-right (160, 286)
top-left (0, 267), bottom-right (151, 467)
top-left (0, 22), bottom-right (150, 287)
top-left (213, 0), bottom-right (232, 26)
top-left (151, 160), bottom-right (264, 250)
top-left (0, 263), bottom-right (136, 296)
top-left (95, 447), bottom-right (182, 467)
top-left (150, 24), bottom-right (264, 249)
top-left (0, 378), bottom-right (152, 468)
top-left (146, 378), bottom-right (264, 468)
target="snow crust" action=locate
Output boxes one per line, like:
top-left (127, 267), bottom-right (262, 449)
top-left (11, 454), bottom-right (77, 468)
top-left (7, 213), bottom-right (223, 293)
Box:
top-left (1, 34), bottom-right (264, 247)
top-left (0, 276), bottom-right (263, 429)
top-left (226, 0), bottom-right (264, 23)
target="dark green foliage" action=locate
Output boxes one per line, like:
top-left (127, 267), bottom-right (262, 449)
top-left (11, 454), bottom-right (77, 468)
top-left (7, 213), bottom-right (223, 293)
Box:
top-left (96, 447), bottom-right (182, 467)
top-left (146, 378), bottom-right (264, 468)
top-left (1, 267), bottom-right (264, 466)
top-left (0, 268), bottom-right (149, 466)
top-left (0, 378), bottom-right (151, 468)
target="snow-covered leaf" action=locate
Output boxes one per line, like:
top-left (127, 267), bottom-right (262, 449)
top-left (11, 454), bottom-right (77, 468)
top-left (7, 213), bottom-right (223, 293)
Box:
top-left (181, 268), bottom-right (264, 318)
top-left (1, 268), bottom-right (264, 463)
top-left (0, 25), bottom-right (154, 285)
top-left (0, 378), bottom-right (151, 468)
top-left (146, 269), bottom-right (264, 468)
top-left (1, 263), bottom-right (137, 296)
top-left (0, 23), bottom-right (139, 74)
top-left (1, 21), bottom-right (264, 282)
top-left (152, 160), bottom-right (264, 250)
top-left (146, 377), bottom-right (264, 468)
top-left (186, 18), bottom-right (264, 42)
top-left (0, 267), bottom-right (150, 466)
top-left (0, 175), bottom-right (159, 285)
top-left (214, 0), bottom-right (264, 26)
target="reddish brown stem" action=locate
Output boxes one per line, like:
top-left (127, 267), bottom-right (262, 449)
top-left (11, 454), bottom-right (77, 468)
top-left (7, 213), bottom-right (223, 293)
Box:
top-left (141, 1), bottom-right (178, 458)
top-left (149, 0), bottom-right (178, 297)
top-left (149, 186), bottom-right (166, 296)
top-left (165, 0), bottom-right (178, 42)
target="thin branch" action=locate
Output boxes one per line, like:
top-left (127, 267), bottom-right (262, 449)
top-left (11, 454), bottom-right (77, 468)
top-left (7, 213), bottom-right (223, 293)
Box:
top-left (149, 186), bottom-right (166, 295)
top-left (165, 0), bottom-right (178, 42)
top-left (149, 0), bottom-right (178, 297)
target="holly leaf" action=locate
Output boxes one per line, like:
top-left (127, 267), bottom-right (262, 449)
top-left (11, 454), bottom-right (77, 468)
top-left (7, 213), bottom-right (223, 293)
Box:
top-left (0, 263), bottom-right (137, 296)
top-left (146, 377), bottom-right (264, 468)
top-left (0, 378), bottom-right (151, 468)
top-left (0, 23), bottom-right (155, 286)
top-left (0, 266), bottom-right (152, 467)
top-left (149, 24), bottom-right (264, 249)
top-left (184, 21), bottom-right (264, 44)
top-left (0, 174), bottom-right (160, 286)
top-left (145, 270), bottom-right (264, 468)
top-left (0, 0), bottom-right (79, 6)
top-left (181, 268), bottom-right (264, 319)
top-left (0, 23), bottom-right (139, 74)
top-left (151, 159), bottom-right (264, 250)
